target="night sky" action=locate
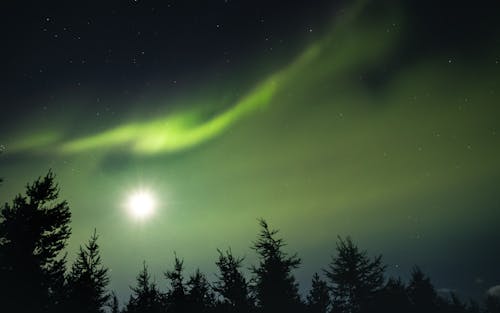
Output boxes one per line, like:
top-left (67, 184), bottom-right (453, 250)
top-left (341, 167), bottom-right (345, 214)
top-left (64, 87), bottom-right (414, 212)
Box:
top-left (1, 0), bottom-right (500, 303)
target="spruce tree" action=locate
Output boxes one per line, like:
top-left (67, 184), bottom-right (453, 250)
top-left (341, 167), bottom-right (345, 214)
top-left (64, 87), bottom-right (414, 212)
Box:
top-left (125, 262), bottom-right (165, 313)
top-left (465, 300), bottom-right (481, 313)
top-left (186, 268), bottom-right (215, 313)
top-left (214, 249), bottom-right (253, 313)
top-left (369, 277), bottom-right (410, 313)
top-left (67, 229), bottom-right (110, 313)
top-left (165, 254), bottom-right (188, 313)
top-left (0, 171), bottom-right (71, 313)
top-left (324, 236), bottom-right (385, 313)
top-left (484, 294), bottom-right (500, 313)
top-left (110, 291), bottom-right (120, 313)
top-left (47, 256), bottom-right (70, 313)
top-left (406, 266), bottom-right (439, 313)
top-left (251, 219), bottom-right (303, 313)
top-left (306, 273), bottom-right (330, 313)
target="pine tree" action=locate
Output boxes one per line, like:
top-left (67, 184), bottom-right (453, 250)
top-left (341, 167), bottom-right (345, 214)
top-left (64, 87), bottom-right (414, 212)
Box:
top-left (110, 291), bottom-right (120, 313)
top-left (251, 219), bottom-right (303, 313)
top-left (165, 254), bottom-right (188, 313)
top-left (213, 249), bottom-right (253, 313)
top-left (406, 266), bottom-right (439, 313)
top-left (465, 300), bottom-right (481, 313)
top-left (306, 273), bottom-right (330, 313)
top-left (442, 292), bottom-right (468, 313)
top-left (47, 256), bottom-right (70, 313)
top-left (369, 277), bottom-right (410, 313)
top-left (484, 294), bottom-right (500, 313)
top-left (67, 229), bottom-right (110, 313)
top-left (125, 262), bottom-right (165, 313)
top-left (186, 268), bottom-right (215, 313)
top-left (324, 236), bottom-right (385, 313)
top-left (0, 171), bottom-right (71, 313)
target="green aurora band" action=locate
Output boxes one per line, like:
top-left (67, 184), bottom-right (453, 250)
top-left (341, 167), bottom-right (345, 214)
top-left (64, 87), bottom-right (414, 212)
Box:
top-left (9, 1), bottom-right (394, 156)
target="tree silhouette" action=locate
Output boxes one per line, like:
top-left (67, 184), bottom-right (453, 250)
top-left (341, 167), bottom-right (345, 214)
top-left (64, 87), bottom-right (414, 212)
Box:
top-left (441, 292), bottom-right (469, 313)
top-left (213, 248), bottom-right (253, 313)
top-left (125, 262), bottom-right (166, 313)
top-left (47, 256), bottom-right (70, 313)
top-left (485, 294), bottom-right (500, 313)
top-left (368, 277), bottom-right (410, 313)
top-left (306, 273), bottom-right (330, 313)
top-left (186, 268), bottom-right (215, 313)
top-left (324, 236), bottom-right (385, 313)
top-left (165, 254), bottom-right (188, 313)
top-left (251, 219), bottom-right (303, 313)
top-left (67, 229), bottom-right (110, 313)
top-left (109, 291), bottom-right (120, 313)
top-left (406, 266), bottom-right (439, 313)
top-left (0, 170), bottom-right (495, 313)
top-left (0, 171), bottom-right (71, 313)
top-left (465, 300), bottom-right (481, 313)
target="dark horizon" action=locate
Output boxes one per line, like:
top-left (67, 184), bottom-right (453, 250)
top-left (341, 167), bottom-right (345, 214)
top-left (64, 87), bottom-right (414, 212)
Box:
top-left (1, 171), bottom-right (499, 313)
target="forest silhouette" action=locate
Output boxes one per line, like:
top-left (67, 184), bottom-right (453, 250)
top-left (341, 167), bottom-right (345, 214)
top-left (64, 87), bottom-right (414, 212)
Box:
top-left (1, 172), bottom-right (499, 313)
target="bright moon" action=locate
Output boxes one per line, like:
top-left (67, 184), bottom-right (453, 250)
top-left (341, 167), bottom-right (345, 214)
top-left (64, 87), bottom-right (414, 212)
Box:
top-left (127, 190), bottom-right (156, 219)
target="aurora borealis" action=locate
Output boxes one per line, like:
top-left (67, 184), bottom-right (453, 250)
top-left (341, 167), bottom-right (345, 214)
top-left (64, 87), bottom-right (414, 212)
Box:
top-left (1, 0), bottom-right (500, 303)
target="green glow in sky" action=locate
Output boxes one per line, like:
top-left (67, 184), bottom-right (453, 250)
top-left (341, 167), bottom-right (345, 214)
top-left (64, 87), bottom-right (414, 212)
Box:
top-left (8, 0), bottom-right (393, 157)
top-left (60, 75), bottom-right (278, 155)
top-left (1, 0), bottom-right (499, 301)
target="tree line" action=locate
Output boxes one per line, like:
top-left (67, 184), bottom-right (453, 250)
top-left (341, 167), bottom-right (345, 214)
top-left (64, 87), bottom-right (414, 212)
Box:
top-left (1, 172), bottom-right (499, 313)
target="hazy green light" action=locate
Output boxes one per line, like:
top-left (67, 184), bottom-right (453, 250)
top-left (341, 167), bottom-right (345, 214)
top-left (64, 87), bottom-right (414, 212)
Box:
top-left (58, 78), bottom-right (277, 155)
top-left (8, 131), bottom-right (61, 153)
top-left (53, 21), bottom-right (325, 156)
top-left (7, 0), bottom-right (397, 157)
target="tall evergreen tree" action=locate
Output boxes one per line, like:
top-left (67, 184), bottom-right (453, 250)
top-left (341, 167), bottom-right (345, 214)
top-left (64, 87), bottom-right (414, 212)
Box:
top-left (306, 273), bottom-right (330, 313)
top-left (67, 230), bottom-right (110, 313)
top-left (484, 294), bottom-right (500, 313)
top-left (369, 277), bottom-right (410, 313)
top-left (0, 171), bottom-right (71, 313)
top-left (465, 300), bottom-right (481, 313)
top-left (406, 266), bottom-right (439, 313)
top-left (324, 236), bottom-right (385, 313)
top-left (186, 268), bottom-right (215, 313)
top-left (251, 219), bottom-right (303, 313)
top-left (165, 254), bottom-right (188, 313)
top-left (109, 291), bottom-right (120, 313)
top-left (442, 293), bottom-right (468, 313)
top-left (214, 249), bottom-right (253, 313)
top-left (47, 256), bottom-right (70, 313)
top-left (125, 262), bottom-right (165, 313)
